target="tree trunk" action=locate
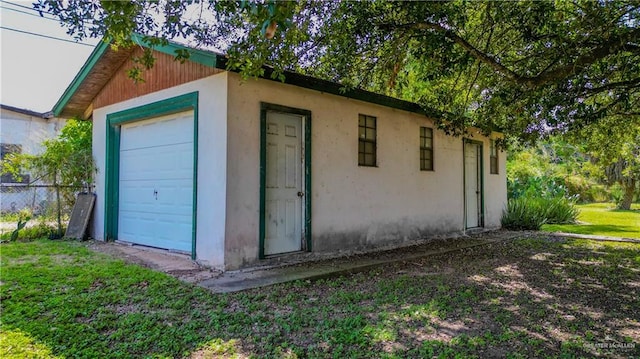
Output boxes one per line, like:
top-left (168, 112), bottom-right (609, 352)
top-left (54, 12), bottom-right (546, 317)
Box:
top-left (618, 179), bottom-right (636, 210)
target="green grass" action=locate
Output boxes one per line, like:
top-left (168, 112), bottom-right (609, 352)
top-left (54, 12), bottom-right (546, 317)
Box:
top-left (543, 202), bottom-right (640, 239)
top-left (1, 237), bottom-right (639, 358)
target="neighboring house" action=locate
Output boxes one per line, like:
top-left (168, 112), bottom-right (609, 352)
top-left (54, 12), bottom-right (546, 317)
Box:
top-left (53, 37), bottom-right (507, 270)
top-left (0, 104), bottom-right (66, 212)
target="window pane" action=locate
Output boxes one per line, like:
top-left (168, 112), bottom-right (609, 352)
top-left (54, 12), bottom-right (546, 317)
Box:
top-left (366, 116), bottom-right (376, 128)
top-left (366, 128), bottom-right (375, 140)
top-left (359, 141), bottom-right (365, 153)
top-left (424, 159), bottom-right (432, 170)
top-left (359, 126), bottom-right (365, 139)
top-left (491, 157), bottom-right (498, 174)
top-left (365, 141), bottom-right (374, 154)
top-left (359, 153), bottom-right (364, 165)
top-left (420, 127), bottom-right (425, 137)
top-left (425, 138), bottom-right (432, 148)
top-left (365, 154), bottom-right (375, 166)
top-left (424, 149), bottom-right (431, 160)
top-left (424, 128), bottom-right (432, 139)
top-left (359, 115), bottom-right (366, 127)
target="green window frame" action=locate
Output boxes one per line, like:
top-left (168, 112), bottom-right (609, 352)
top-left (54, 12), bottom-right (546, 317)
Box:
top-left (420, 127), bottom-right (434, 171)
top-left (358, 114), bottom-right (377, 167)
top-left (490, 140), bottom-right (498, 174)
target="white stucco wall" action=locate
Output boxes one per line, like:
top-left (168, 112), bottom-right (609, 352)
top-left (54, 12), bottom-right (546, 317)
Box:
top-left (225, 72), bottom-right (507, 269)
top-left (0, 108), bottom-right (66, 212)
top-left (0, 109), bottom-right (65, 156)
top-left (91, 73), bottom-right (228, 269)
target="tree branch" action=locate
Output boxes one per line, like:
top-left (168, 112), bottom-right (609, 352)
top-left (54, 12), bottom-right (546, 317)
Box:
top-left (584, 77), bottom-right (640, 94)
top-left (380, 21), bottom-right (640, 89)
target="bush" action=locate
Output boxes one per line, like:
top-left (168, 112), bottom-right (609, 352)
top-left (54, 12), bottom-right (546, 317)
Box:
top-left (0, 223), bottom-right (64, 242)
top-left (507, 175), bottom-right (568, 200)
top-left (501, 197), bottom-right (547, 230)
top-left (543, 197), bottom-right (579, 224)
top-left (501, 196), bottom-right (578, 230)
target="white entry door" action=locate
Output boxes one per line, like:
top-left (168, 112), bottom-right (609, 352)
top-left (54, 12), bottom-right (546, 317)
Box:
top-left (118, 111), bottom-right (194, 253)
top-left (264, 112), bottom-right (304, 255)
top-left (465, 141), bottom-right (482, 228)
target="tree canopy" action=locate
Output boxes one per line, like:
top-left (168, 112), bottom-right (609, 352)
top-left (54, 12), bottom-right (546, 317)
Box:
top-left (37, 0), bottom-right (640, 141)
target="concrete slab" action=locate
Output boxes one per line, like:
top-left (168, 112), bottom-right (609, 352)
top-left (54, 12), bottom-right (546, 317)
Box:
top-left (198, 230), bottom-right (522, 293)
top-left (89, 230), bottom-right (525, 292)
top-left (88, 241), bottom-right (221, 283)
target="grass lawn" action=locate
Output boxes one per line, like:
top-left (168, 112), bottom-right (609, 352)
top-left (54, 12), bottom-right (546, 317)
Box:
top-left (543, 202), bottom-right (640, 239)
top-left (1, 236), bottom-right (639, 358)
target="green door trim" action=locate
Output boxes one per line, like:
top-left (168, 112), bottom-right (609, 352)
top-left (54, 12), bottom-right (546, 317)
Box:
top-left (463, 138), bottom-right (485, 229)
top-left (259, 102), bottom-right (312, 259)
top-left (104, 91), bottom-right (199, 259)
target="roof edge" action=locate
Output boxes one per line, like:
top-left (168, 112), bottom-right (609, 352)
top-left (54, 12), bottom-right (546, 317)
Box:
top-left (53, 34), bottom-right (447, 122)
top-left (131, 34), bottom-right (223, 68)
top-left (1, 104), bottom-right (51, 118)
top-left (52, 39), bottom-right (111, 117)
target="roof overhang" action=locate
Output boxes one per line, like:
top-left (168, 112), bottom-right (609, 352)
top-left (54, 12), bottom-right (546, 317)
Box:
top-left (53, 34), bottom-right (441, 120)
top-left (53, 34), bottom-right (227, 119)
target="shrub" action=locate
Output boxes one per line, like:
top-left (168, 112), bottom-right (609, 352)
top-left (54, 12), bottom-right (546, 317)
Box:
top-left (542, 197), bottom-right (579, 224)
top-left (501, 197), bottom-right (547, 230)
top-left (501, 196), bottom-right (578, 230)
top-left (0, 223), bottom-right (64, 242)
top-left (507, 175), bottom-right (568, 200)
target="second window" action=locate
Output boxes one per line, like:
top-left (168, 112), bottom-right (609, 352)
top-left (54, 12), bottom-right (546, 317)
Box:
top-left (358, 114), bottom-right (377, 166)
top-left (420, 127), bottom-right (433, 171)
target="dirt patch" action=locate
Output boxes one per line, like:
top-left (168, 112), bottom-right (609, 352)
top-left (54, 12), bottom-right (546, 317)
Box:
top-left (87, 241), bottom-right (221, 283)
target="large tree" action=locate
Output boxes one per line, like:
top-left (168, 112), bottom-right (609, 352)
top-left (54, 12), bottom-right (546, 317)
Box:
top-left (572, 116), bottom-right (640, 209)
top-left (37, 1), bottom-right (640, 140)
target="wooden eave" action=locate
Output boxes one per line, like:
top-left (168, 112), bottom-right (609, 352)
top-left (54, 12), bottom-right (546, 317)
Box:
top-left (54, 35), bottom-right (447, 122)
top-left (53, 40), bottom-right (131, 118)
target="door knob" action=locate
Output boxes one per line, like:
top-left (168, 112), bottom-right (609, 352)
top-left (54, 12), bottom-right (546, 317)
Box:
top-left (297, 191), bottom-right (304, 197)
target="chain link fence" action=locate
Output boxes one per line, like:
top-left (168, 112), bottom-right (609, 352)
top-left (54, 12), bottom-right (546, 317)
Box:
top-left (0, 184), bottom-right (88, 234)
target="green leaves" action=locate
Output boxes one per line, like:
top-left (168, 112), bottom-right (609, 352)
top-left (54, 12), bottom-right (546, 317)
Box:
top-left (35, 0), bottom-right (639, 143)
top-left (2, 119), bottom-right (96, 189)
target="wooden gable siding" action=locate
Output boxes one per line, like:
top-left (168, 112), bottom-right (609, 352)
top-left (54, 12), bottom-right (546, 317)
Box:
top-left (93, 48), bottom-right (221, 109)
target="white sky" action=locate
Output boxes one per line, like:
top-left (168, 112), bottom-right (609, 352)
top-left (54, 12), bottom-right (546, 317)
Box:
top-left (0, 0), bottom-right (99, 113)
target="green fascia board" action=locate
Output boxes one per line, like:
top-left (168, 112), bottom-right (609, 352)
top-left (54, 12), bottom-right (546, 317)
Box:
top-left (130, 33), bottom-right (221, 68)
top-left (55, 32), bottom-right (444, 123)
top-left (216, 57), bottom-right (443, 120)
top-left (52, 39), bottom-right (111, 117)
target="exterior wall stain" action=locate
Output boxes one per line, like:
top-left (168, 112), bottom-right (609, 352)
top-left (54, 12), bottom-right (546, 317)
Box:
top-left (225, 72), bottom-right (507, 270)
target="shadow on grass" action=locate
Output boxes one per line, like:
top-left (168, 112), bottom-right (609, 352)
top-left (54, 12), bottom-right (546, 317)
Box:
top-left (1, 237), bottom-right (639, 358)
top-left (610, 208), bottom-right (640, 213)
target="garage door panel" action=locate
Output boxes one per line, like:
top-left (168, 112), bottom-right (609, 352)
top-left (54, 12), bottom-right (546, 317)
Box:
top-left (120, 112), bottom-right (193, 151)
top-left (118, 215), bottom-right (155, 241)
top-left (120, 143), bottom-right (193, 181)
top-left (117, 110), bottom-right (194, 253)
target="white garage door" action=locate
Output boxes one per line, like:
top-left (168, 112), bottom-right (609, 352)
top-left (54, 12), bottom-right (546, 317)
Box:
top-left (118, 111), bottom-right (194, 253)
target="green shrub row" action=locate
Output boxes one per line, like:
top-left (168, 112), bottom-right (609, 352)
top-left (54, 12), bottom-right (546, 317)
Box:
top-left (501, 196), bottom-right (578, 230)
